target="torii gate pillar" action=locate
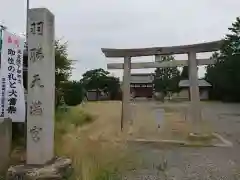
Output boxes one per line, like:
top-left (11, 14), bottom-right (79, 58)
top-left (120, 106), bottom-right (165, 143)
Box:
top-left (122, 56), bottom-right (131, 130)
top-left (188, 51), bottom-right (201, 132)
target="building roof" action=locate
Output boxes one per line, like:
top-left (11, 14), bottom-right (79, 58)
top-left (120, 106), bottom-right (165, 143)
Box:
top-left (179, 79), bottom-right (211, 87)
top-left (131, 73), bottom-right (154, 76)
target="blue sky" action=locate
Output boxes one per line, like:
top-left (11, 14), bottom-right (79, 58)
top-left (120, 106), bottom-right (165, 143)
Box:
top-left (0, 0), bottom-right (239, 80)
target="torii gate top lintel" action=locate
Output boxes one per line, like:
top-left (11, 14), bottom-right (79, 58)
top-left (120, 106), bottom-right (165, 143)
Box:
top-left (101, 40), bottom-right (223, 58)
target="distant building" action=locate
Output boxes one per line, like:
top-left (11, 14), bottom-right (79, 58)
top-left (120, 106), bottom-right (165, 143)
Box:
top-left (86, 89), bottom-right (110, 101)
top-left (129, 73), bottom-right (154, 98)
top-left (86, 90), bottom-right (98, 101)
top-left (178, 79), bottom-right (211, 100)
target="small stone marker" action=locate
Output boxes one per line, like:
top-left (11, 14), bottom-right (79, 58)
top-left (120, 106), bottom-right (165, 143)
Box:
top-left (27, 8), bottom-right (55, 165)
top-left (155, 108), bottom-right (165, 128)
top-left (59, 95), bottom-right (67, 112)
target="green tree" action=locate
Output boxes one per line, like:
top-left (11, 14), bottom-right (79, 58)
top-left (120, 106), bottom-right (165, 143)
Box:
top-left (54, 40), bottom-right (73, 107)
top-left (81, 68), bottom-right (109, 91)
top-left (55, 40), bottom-right (72, 88)
top-left (81, 68), bottom-right (120, 100)
top-left (104, 76), bottom-right (120, 100)
top-left (205, 17), bottom-right (240, 101)
top-left (61, 81), bottom-right (84, 106)
top-left (153, 56), bottom-right (181, 95)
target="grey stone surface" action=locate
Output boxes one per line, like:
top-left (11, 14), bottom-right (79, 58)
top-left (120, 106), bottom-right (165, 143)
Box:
top-left (125, 102), bottom-right (240, 180)
top-left (6, 157), bottom-right (72, 180)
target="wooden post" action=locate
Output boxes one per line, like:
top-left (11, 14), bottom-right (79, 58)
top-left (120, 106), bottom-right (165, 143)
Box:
top-left (27, 8), bottom-right (55, 165)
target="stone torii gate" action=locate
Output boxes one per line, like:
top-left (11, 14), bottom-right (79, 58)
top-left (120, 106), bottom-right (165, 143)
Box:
top-left (102, 40), bottom-right (223, 132)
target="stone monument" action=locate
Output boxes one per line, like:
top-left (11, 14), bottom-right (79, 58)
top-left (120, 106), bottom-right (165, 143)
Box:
top-left (7, 8), bottom-right (71, 180)
top-left (26, 7), bottom-right (55, 165)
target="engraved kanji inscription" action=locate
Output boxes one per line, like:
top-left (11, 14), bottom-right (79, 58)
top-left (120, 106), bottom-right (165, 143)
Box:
top-left (30, 74), bottom-right (44, 88)
top-left (30, 46), bottom-right (44, 62)
top-left (30, 21), bottom-right (44, 35)
top-left (30, 100), bottom-right (43, 116)
top-left (29, 126), bottom-right (42, 142)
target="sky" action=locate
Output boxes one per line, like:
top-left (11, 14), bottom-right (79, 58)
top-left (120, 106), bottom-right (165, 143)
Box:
top-left (0, 0), bottom-right (239, 80)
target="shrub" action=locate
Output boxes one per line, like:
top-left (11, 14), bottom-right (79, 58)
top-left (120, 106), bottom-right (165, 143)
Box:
top-left (62, 81), bottom-right (85, 106)
top-left (55, 106), bottom-right (94, 137)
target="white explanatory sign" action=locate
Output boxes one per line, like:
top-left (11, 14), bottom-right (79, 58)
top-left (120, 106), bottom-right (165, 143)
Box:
top-left (155, 108), bottom-right (165, 128)
top-left (0, 30), bottom-right (25, 122)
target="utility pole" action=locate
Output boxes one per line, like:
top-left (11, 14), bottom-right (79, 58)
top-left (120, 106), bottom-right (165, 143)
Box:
top-left (24, 0), bottom-right (30, 150)
top-left (26, 0), bottom-right (29, 48)
top-left (0, 24), bottom-right (7, 67)
top-left (0, 24), bottom-right (7, 47)
top-left (0, 25), bottom-right (7, 31)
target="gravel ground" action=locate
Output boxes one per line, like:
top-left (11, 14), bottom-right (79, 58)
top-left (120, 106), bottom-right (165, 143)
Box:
top-left (125, 102), bottom-right (240, 180)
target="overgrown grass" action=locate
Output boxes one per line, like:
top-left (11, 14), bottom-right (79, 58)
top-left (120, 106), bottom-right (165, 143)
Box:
top-left (55, 105), bottom-right (139, 180)
top-left (55, 106), bottom-right (94, 136)
top-left (57, 137), bottom-right (138, 180)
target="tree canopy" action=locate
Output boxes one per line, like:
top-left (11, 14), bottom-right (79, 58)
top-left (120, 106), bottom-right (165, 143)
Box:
top-left (54, 40), bottom-right (74, 106)
top-left (55, 40), bottom-right (72, 89)
top-left (153, 56), bottom-right (181, 95)
top-left (60, 80), bottom-right (84, 106)
top-left (205, 17), bottom-right (240, 101)
top-left (81, 68), bottom-right (110, 91)
top-left (81, 68), bottom-right (120, 100)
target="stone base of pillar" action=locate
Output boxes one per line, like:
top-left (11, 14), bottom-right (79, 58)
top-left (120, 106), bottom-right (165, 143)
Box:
top-left (6, 157), bottom-right (72, 180)
top-left (188, 132), bottom-right (214, 141)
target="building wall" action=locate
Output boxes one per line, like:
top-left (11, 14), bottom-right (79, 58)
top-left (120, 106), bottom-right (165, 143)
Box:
top-left (175, 88), bottom-right (209, 100)
top-left (87, 91), bottom-right (97, 101)
top-left (200, 89), bottom-right (209, 100)
top-left (130, 83), bottom-right (153, 97)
